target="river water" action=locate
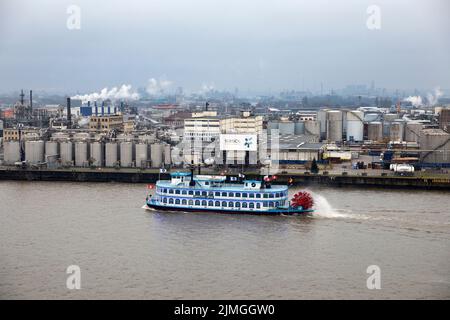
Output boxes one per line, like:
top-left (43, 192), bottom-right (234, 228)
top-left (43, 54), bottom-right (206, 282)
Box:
top-left (0, 181), bottom-right (449, 299)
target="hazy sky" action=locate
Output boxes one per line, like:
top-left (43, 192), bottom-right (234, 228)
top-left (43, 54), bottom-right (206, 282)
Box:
top-left (0, 0), bottom-right (449, 94)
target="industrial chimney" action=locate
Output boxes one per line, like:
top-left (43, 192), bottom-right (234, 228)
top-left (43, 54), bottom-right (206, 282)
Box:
top-left (67, 97), bottom-right (72, 129)
top-left (29, 90), bottom-right (33, 112)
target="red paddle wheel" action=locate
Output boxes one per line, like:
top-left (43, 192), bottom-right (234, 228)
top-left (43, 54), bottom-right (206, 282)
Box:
top-left (291, 191), bottom-right (314, 210)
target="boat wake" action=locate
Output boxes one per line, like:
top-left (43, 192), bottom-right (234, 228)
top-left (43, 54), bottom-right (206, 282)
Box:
top-left (309, 192), bottom-right (368, 220)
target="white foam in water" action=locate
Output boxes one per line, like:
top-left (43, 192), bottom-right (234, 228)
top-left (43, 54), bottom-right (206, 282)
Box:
top-left (309, 191), bottom-right (366, 219)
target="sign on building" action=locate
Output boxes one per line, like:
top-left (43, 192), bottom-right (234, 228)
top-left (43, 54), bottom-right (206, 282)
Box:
top-left (219, 134), bottom-right (257, 151)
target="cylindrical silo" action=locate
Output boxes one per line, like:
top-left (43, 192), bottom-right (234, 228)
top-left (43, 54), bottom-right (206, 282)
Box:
top-left (368, 122), bottom-right (383, 141)
top-left (294, 121), bottom-right (305, 135)
top-left (75, 142), bottom-right (88, 167)
top-left (120, 142), bottom-right (133, 167)
top-left (163, 144), bottom-right (171, 165)
top-left (45, 141), bottom-right (59, 164)
top-left (326, 110), bottom-right (343, 142)
top-left (390, 121), bottom-right (404, 142)
top-left (304, 120), bottom-right (320, 136)
top-left (405, 122), bottom-right (423, 142)
top-left (25, 140), bottom-right (45, 164)
top-left (59, 141), bottom-right (73, 165)
top-left (150, 143), bottom-right (163, 168)
top-left (105, 142), bottom-right (118, 167)
top-left (278, 121), bottom-right (295, 135)
top-left (317, 109), bottom-right (328, 140)
top-left (346, 110), bottom-right (364, 142)
top-left (135, 143), bottom-right (148, 168)
top-left (3, 141), bottom-right (21, 164)
top-left (89, 142), bottom-right (103, 167)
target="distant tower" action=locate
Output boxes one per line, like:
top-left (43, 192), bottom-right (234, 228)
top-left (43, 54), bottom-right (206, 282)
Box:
top-left (67, 97), bottom-right (72, 129)
top-left (20, 89), bottom-right (25, 105)
top-left (29, 90), bottom-right (33, 113)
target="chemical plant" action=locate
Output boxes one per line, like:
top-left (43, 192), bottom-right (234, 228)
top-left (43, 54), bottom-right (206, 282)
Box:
top-left (1, 88), bottom-right (450, 185)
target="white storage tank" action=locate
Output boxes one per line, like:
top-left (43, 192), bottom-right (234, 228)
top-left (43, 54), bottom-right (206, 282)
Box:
top-left (317, 110), bottom-right (328, 140)
top-left (150, 143), bottom-right (164, 168)
top-left (75, 142), bottom-right (88, 167)
top-left (120, 142), bottom-right (133, 167)
top-left (135, 143), bottom-right (148, 168)
top-left (346, 110), bottom-right (364, 142)
top-left (45, 141), bottom-right (59, 164)
top-left (390, 121), bottom-right (404, 142)
top-left (105, 142), bottom-right (118, 167)
top-left (25, 140), bottom-right (45, 164)
top-left (405, 122), bottom-right (423, 142)
top-left (304, 120), bottom-right (320, 136)
top-left (59, 141), bottom-right (73, 165)
top-left (326, 110), bottom-right (343, 142)
top-left (368, 122), bottom-right (383, 141)
top-left (4, 141), bottom-right (21, 164)
top-left (89, 142), bottom-right (103, 167)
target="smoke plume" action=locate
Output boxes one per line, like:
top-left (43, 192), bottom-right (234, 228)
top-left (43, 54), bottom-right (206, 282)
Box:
top-left (146, 78), bottom-right (172, 95)
top-left (427, 87), bottom-right (443, 106)
top-left (71, 84), bottom-right (139, 102)
top-left (403, 96), bottom-right (422, 107)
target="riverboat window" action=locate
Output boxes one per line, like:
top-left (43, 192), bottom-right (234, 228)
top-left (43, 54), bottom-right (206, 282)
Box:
top-left (249, 203), bottom-right (254, 209)
top-left (269, 193), bottom-right (274, 198)
top-left (188, 190), bottom-right (194, 195)
top-left (256, 203), bottom-right (261, 209)
top-left (202, 191), bottom-right (207, 197)
top-left (204, 181), bottom-right (209, 185)
top-left (263, 194), bottom-right (268, 198)
top-left (222, 201), bottom-right (227, 207)
top-left (242, 203), bottom-right (248, 208)
top-left (195, 191), bottom-right (200, 196)
top-left (182, 190), bottom-right (187, 195)
top-left (215, 192), bottom-right (220, 196)
top-left (169, 198), bottom-right (174, 204)
top-left (263, 202), bottom-right (268, 207)
top-left (208, 200), bottom-right (213, 206)
top-left (163, 198), bottom-right (167, 203)
top-left (175, 199), bottom-right (180, 204)
top-left (169, 189), bottom-right (174, 194)
top-left (229, 192), bottom-right (234, 197)
top-left (202, 200), bottom-right (207, 206)
top-left (235, 202), bottom-right (241, 208)
top-left (215, 201), bottom-right (220, 207)
top-left (229, 202), bottom-right (234, 207)
top-left (189, 200), bottom-right (193, 205)
top-left (256, 194), bottom-right (261, 199)
top-left (235, 192), bottom-right (241, 197)
top-left (269, 202), bottom-right (274, 207)
top-left (182, 199), bottom-right (187, 205)
top-left (175, 190), bottom-right (180, 195)
top-left (242, 193), bottom-right (248, 198)
top-left (221, 192), bottom-right (227, 197)
top-left (249, 193), bottom-right (255, 198)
